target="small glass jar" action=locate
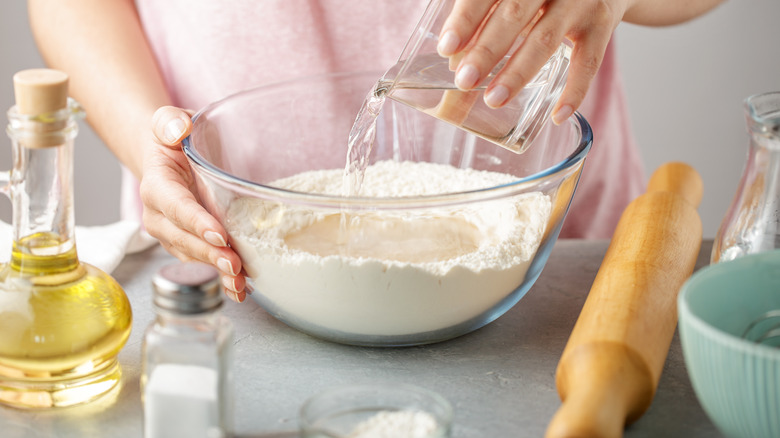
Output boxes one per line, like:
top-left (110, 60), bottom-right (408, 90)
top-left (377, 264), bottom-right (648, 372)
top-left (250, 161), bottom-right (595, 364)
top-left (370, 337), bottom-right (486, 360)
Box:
top-left (141, 261), bottom-right (234, 438)
top-left (300, 383), bottom-right (453, 438)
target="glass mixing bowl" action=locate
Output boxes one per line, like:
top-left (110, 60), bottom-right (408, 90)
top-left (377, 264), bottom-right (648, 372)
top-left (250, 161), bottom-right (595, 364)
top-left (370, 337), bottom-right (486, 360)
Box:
top-left (182, 71), bottom-right (592, 346)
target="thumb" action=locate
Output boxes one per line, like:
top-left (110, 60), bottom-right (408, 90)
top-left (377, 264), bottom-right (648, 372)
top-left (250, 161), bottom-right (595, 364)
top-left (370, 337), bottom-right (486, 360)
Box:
top-left (151, 106), bottom-right (194, 147)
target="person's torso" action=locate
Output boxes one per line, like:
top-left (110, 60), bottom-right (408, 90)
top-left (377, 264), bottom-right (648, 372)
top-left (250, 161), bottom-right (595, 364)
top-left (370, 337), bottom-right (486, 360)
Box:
top-left (136, 0), bottom-right (426, 110)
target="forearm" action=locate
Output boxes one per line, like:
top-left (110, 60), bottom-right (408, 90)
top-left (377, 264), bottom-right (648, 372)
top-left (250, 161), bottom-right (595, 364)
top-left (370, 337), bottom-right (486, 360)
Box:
top-left (623, 0), bottom-right (726, 26)
top-left (28, 0), bottom-right (170, 178)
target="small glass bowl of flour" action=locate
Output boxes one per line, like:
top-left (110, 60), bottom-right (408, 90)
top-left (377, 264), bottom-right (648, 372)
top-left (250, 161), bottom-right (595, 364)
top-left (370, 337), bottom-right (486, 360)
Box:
top-left (299, 383), bottom-right (452, 438)
top-left (182, 71), bottom-right (592, 346)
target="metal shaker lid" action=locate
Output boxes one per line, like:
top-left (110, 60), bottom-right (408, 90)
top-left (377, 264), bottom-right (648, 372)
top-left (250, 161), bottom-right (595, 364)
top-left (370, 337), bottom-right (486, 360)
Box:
top-left (152, 261), bottom-right (223, 314)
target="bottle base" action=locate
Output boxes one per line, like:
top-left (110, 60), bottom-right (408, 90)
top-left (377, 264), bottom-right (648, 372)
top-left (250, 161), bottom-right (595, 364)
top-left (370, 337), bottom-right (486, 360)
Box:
top-left (0, 359), bottom-right (122, 409)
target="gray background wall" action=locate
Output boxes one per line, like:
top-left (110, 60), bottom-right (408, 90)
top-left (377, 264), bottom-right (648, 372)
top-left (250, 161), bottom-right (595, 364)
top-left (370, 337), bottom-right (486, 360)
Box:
top-left (2, 1), bottom-right (779, 238)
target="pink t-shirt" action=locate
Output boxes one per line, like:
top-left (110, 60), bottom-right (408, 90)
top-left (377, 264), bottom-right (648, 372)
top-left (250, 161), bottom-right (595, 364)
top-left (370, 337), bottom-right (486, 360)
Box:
top-left (129, 0), bottom-right (645, 239)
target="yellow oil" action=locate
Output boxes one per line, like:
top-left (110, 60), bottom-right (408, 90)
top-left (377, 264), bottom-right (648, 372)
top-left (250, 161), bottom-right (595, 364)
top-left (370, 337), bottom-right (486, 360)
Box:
top-left (0, 232), bottom-right (132, 409)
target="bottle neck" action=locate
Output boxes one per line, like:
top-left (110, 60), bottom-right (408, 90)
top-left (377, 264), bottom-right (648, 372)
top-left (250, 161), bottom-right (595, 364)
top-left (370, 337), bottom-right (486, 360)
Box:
top-left (745, 92), bottom-right (780, 152)
top-left (5, 100), bottom-right (82, 274)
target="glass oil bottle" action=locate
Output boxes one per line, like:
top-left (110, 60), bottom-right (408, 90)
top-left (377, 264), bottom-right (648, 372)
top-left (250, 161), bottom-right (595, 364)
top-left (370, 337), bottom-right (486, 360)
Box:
top-left (0, 69), bottom-right (132, 408)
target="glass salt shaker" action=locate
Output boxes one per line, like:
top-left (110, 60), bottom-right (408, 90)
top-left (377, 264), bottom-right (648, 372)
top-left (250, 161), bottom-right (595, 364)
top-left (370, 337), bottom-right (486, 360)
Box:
top-left (712, 91), bottom-right (780, 263)
top-left (142, 261), bottom-right (234, 438)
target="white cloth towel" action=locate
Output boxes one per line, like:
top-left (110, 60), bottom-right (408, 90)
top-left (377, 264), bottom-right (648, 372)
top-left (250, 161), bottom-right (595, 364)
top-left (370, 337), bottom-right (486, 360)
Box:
top-left (0, 220), bottom-right (158, 274)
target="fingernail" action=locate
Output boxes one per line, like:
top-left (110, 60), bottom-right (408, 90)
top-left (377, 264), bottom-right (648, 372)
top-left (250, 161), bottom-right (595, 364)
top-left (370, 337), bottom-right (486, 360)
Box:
top-left (222, 276), bottom-right (238, 294)
top-left (204, 231), bottom-right (227, 247)
top-left (455, 64), bottom-right (480, 90)
top-left (437, 30), bottom-right (460, 57)
top-left (224, 291), bottom-right (239, 303)
top-left (222, 278), bottom-right (245, 303)
top-left (484, 85), bottom-right (509, 108)
top-left (217, 257), bottom-right (236, 276)
top-left (552, 105), bottom-right (574, 125)
top-left (164, 118), bottom-right (186, 144)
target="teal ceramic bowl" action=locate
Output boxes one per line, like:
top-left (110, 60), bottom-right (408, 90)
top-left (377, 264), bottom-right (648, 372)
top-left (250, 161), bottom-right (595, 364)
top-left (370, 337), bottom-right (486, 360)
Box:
top-left (678, 250), bottom-right (780, 438)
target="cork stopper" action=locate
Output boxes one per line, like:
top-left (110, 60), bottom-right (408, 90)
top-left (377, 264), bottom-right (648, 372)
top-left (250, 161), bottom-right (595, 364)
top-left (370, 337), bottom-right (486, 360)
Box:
top-left (11, 69), bottom-right (73, 149)
top-left (13, 69), bottom-right (69, 116)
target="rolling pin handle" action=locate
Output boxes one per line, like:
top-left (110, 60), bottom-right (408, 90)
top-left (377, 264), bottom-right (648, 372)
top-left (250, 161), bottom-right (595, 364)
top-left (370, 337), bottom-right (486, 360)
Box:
top-left (546, 342), bottom-right (654, 438)
top-left (645, 162), bottom-right (703, 208)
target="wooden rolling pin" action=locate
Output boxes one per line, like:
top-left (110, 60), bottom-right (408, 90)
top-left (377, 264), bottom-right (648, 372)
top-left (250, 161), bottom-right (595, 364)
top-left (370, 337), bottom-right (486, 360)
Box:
top-left (545, 162), bottom-right (703, 438)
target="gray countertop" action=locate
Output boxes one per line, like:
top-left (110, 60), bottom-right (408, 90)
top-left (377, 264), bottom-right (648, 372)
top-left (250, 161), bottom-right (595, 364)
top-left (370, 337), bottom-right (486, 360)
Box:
top-left (0, 239), bottom-right (722, 438)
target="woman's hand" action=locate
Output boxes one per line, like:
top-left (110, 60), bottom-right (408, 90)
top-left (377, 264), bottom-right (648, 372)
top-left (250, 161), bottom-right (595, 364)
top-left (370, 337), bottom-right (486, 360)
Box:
top-left (437, 0), bottom-right (632, 123)
top-left (141, 106), bottom-right (249, 303)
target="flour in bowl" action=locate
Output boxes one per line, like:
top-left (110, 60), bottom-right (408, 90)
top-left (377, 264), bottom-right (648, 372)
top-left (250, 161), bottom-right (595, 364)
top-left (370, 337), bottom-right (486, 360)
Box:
top-left (227, 160), bottom-right (551, 337)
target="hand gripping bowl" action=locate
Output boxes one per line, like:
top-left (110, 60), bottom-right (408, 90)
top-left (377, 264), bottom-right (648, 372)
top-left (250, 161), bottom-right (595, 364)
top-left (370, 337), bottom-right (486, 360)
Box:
top-left (182, 71), bottom-right (592, 346)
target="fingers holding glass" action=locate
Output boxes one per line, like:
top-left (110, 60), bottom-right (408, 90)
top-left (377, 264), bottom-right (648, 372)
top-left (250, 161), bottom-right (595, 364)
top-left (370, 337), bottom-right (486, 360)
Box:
top-left (439, 0), bottom-right (625, 116)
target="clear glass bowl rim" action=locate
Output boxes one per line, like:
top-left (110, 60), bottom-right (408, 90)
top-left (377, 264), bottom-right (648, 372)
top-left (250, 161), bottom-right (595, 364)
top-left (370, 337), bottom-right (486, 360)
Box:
top-left (182, 70), bottom-right (593, 210)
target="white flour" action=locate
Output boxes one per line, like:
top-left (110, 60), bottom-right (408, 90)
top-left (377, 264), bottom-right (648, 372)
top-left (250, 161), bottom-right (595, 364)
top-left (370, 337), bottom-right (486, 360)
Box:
top-left (227, 160), bottom-right (550, 336)
top-left (347, 410), bottom-right (440, 438)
